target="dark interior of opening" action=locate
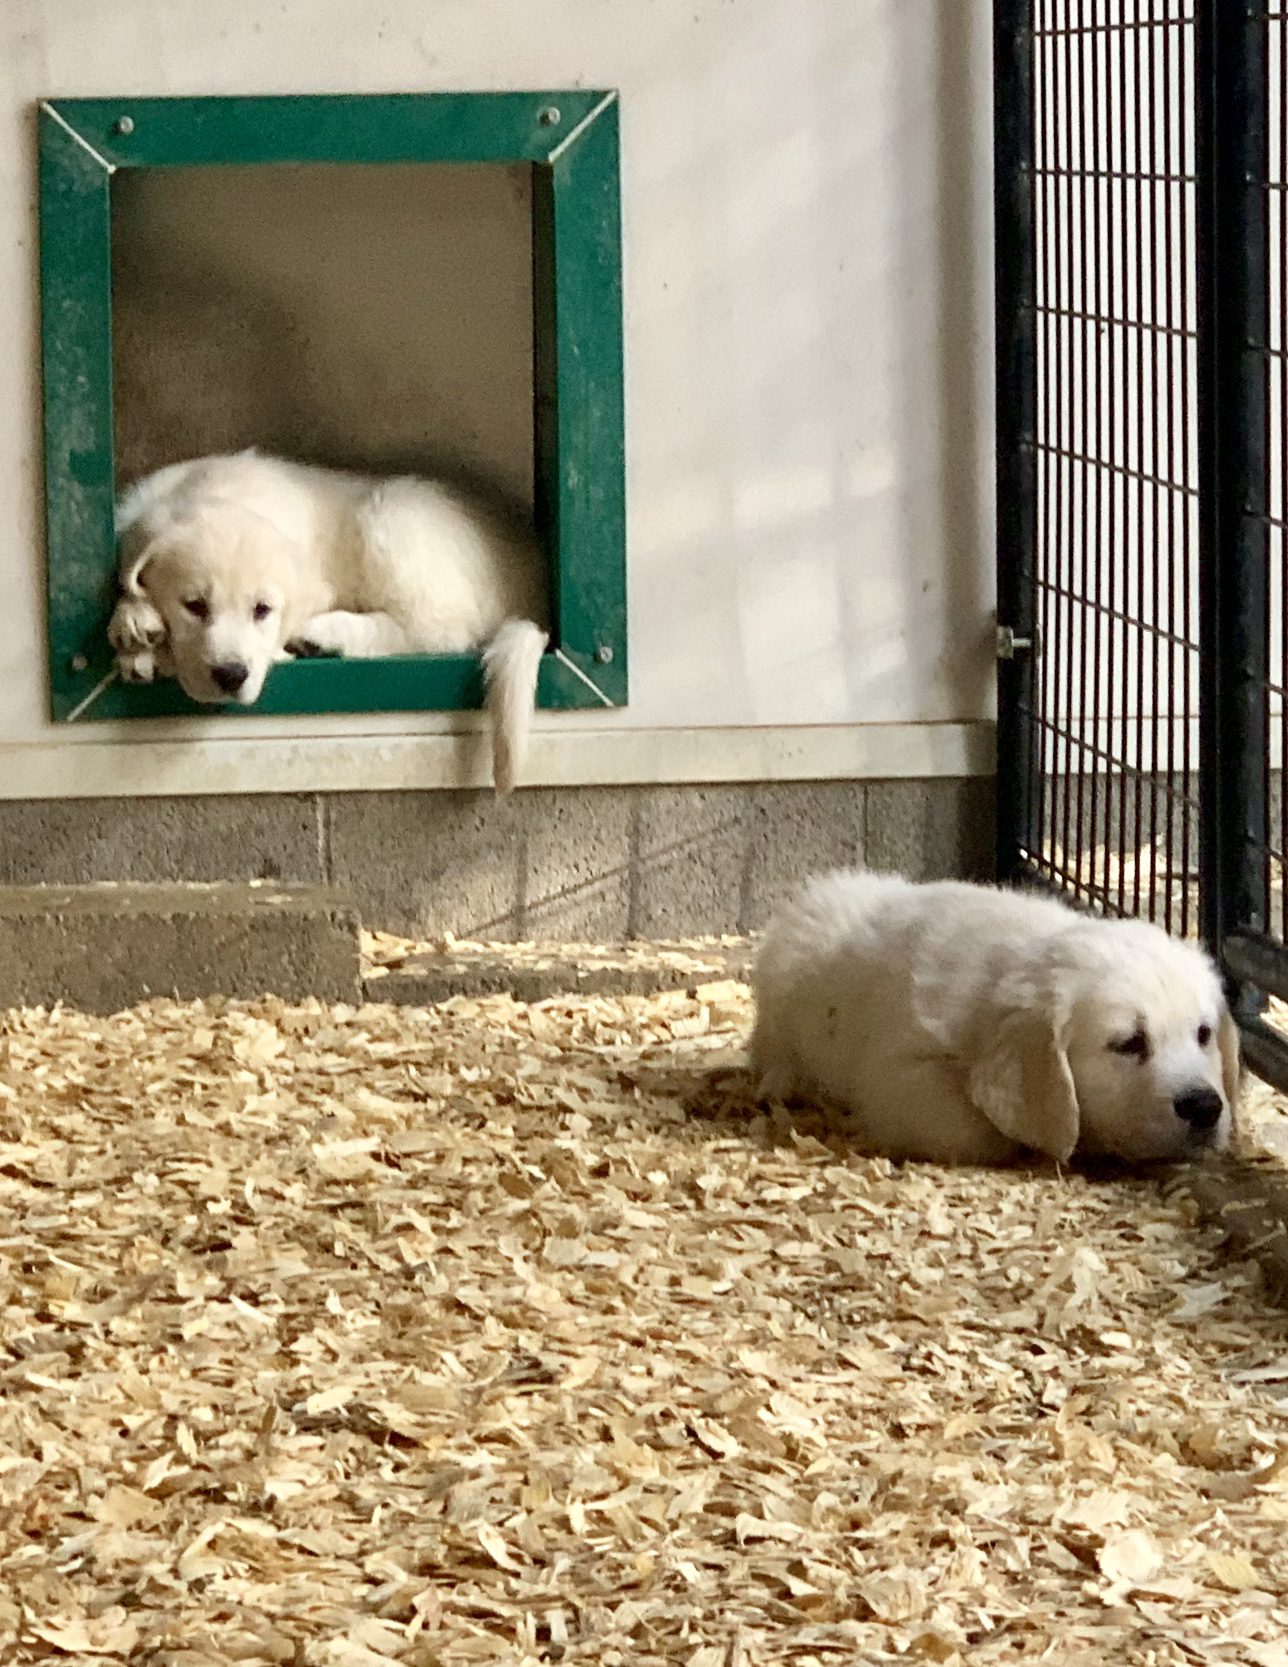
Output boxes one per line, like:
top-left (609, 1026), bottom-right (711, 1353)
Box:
top-left (110, 162), bottom-right (536, 520)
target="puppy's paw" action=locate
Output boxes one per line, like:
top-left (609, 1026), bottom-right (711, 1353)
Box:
top-left (117, 648), bottom-right (158, 685)
top-left (285, 611), bottom-right (401, 658)
top-left (109, 594), bottom-right (166, 654)
top-left (115, 635), bottom-right (175, 686)
top-left (284, 636), bottom-right (344, 660)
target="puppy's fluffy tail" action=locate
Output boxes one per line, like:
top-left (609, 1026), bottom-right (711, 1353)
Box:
top-left (482, 619), bottom-right (547, 794)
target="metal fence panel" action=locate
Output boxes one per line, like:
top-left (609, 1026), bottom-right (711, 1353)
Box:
top-left (998, 0), bottom-right (1202, 936)
top-left (996, 0), bottom-right (1288, 1089)
top-left (1199, 0), bottom-right (1283, 1084)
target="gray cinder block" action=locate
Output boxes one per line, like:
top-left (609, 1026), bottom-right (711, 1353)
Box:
top-left (865, 778), bottom-right (995, 882)
top-left (0, 795), bottom-right (324, 889)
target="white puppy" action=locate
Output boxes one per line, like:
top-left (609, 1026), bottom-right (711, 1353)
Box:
top-left (108, 451), bottom-right (549, 793)
top-left (750, 869), bottom-right (1240, 1165)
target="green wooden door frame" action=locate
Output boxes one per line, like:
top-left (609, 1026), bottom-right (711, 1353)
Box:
top-left (38, 93), bottom-right (626, 722)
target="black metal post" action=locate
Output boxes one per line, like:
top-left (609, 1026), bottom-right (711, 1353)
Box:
top-left (994, 0), bottom-right (1039, 884)
top-left (1196, 0), bottom-right (1270, 1020)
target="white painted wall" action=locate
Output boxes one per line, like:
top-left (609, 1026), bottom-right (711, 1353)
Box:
top-left (0, 0), bottom-right (997, 796)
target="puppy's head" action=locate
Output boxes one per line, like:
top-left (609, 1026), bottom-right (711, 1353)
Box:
top-left (121, 503), bottom-right (299, 705)
top-left (1061, 921), bottom-right (1238, 1161)
top-left (969, 918), bottom-right (1238, 1164)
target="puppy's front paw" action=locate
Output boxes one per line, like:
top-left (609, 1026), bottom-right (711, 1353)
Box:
top-left (109, 595), bottom-right (166, 654)
top-left (117, 648), bottom-right (158, 685)
top-left (110, 595), bottom-right (173, 685)
top-left (116, 637), bottom-right (175, 685)
top-left (285, 636), bottom-right (343, 660)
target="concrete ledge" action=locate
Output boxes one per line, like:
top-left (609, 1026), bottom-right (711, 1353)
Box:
top-left (0, 883), bottom-right (361, 1010)
top-left (0, 724), bottom-right (996, 800)
top-left (368, 941), bottom-right (754, 1005)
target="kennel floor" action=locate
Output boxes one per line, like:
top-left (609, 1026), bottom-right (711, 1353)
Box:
top-left (0, 959), bottom-right (1287, 1665)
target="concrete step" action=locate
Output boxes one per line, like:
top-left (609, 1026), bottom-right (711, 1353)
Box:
top-left (0, 883), bottom-right (360, 1010)
top-left (365, 939), bottom-right (754, 1006)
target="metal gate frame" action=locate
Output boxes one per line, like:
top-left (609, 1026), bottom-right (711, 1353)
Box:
top-left (995, 0), bottom-right (1288, 1092)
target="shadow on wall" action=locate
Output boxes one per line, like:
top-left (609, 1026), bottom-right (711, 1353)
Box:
top-left (112, 250), bottom-right (308, 482)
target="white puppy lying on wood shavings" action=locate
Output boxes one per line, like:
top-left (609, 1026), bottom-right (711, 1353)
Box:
top-left (751, 869), bottom-right (1240, 1165)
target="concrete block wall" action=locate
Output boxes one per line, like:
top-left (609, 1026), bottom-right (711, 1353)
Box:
top-left (0, 779), bottom-right (995, 941)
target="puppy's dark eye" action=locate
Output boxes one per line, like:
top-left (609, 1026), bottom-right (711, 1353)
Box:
top-left (183, 598), bottom-right (209, 621)
top-left (1197, 1023), bottom-right (1213, 1048)
top-left (1110, 1029), bottom-right (1151, 1061)
top-left (253, 601), bottom-right (272, 622)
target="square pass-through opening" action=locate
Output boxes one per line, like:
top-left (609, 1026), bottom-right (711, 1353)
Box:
top-left (112, 163), bottom-right (537, 507)
top-left (40, 94), bottom-right (626, 722)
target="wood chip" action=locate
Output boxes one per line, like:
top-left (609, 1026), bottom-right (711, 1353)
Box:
top-left (0, 968), bottom-right (1282, 1664)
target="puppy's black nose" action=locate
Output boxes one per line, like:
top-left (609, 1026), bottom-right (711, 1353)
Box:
top-left (210, 661), bottom-right (249, 696)
top-left (1173, 1088), bottom-right (1224, 1132)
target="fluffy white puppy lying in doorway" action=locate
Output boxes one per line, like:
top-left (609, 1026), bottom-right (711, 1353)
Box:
top-left (107, 450), bottom-right (549, 793)
top-left (750, 869), bottom-right (1240, 1165)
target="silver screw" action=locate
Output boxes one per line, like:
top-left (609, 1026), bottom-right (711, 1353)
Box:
top-left (70, 654), bottom-right (89, 673)
top-left (114, 116), bottom-right (135, 136)
top-left (594, 644), bottom-right (613, 664)
top-left (995, 624), bottom-right (1038, 661)
top-left (538, 106), bottom-right (561, 127)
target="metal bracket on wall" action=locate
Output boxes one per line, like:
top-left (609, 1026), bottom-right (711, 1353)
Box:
top-left (995, 623), bottom-right (1039, 661)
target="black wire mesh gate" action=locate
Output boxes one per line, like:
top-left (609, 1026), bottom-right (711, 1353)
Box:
top-left (994, 0), bottom-right (1288, 1089)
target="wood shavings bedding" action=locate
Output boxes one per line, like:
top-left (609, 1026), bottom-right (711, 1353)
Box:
top-left (1234, 1000), bottom-right (1288, 1169)
top-left (0, 980), bottom-right (1285, 1665)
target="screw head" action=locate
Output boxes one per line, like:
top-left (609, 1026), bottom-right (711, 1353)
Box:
top-left (538, 105), bottom-right (561, 127)
top-left (70, 653), bottom-right (89, 673)
top-left (594, 644), bottom-right (613, 664)
top-left (114, 115), bottom-right (135, 136)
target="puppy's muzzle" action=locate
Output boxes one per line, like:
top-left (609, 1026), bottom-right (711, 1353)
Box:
top-left (1173, 1088), bottom-right (1224, 1134)
top-left (210, 660), bottom-right (250, 697)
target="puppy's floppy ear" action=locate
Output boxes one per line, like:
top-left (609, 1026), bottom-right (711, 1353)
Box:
top-left (966, 987), bottom-right (1079, 1163)
top-left (1218, 1004), bottom-right (1242, 1116)
top-left (118, 537), bottom-right (153, 598)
